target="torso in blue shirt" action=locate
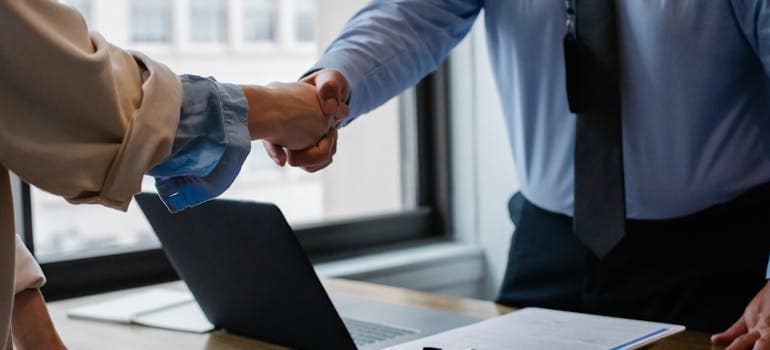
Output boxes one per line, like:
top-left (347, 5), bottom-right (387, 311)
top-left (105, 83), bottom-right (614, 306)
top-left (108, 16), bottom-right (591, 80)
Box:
top-left (315, 0), bottom-right (770, 220)
top-left (487, 0), bottom-right (770, 219)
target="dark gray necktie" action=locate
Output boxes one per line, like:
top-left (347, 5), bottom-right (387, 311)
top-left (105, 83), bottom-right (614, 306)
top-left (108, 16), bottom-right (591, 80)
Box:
top-left (563, 0), bottom-right (626, 258)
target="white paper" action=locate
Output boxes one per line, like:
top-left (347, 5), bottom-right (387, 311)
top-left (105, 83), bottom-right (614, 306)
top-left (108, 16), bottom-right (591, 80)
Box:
top-left (68, 289), bottom-right (194, 323)
top-left (385, 308), bottom-right (685, 350)
top-left (132, 301), bottom-right (214, 333)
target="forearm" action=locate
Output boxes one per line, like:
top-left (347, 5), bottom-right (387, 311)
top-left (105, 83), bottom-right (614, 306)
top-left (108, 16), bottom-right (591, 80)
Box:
top-left (12, 289), bottom-right (65, 350)
top-left (148, 77), bottom-right (326, 213)
top-left (310, 0), bottom-right (482, 122)
top-left (241, 85), bottom-right (277, 141)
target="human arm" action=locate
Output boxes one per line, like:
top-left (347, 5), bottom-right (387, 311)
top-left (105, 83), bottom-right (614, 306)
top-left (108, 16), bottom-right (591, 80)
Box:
top-left (149, 77), bottom-right (327, 212)
top-left (0, 0), bottom-right (327, 347)
top-left (712, 2), bottom-right (770, 349)
top-left (10, 236), bottom-right (63, 350)
top-left (264, 0), bottom-right (483, 169)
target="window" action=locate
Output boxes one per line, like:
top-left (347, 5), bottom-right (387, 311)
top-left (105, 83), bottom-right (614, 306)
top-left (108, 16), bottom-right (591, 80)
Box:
top-left (31, 180), bottom-right (158, 260)
top-left (190, 0), bottom-right (228, 43)
top-left (294, 0), bottom-right (315, 42)
top-left (24, 0), bottom-right (450, 300)
top-left (243, 0), bottom-right (278, 42)
top-left (130, 0), bottom-right (172, 43)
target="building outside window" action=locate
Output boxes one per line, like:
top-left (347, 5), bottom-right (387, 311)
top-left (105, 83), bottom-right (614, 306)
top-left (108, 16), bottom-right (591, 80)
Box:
top-left (190, 0), bottom-right (229, 43)
top-left (243, 0), bottom-right (278, 43)
top-left (294, 0), bottom-right (315, 42)
top-left (130, 0), bottom-right (173, 43)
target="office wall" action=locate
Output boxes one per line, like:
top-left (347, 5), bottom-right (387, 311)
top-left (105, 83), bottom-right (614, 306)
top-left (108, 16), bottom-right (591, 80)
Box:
top-left (450, 15), bottom-right (518, 299)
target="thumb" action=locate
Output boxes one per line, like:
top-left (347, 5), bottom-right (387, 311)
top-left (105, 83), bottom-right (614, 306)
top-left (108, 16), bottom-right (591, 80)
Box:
top-left (262, 140), bottom-right (287, 167)
top-left (711, 315), bottom-right (748, 345)
top-left (314, 70), bottom-right (350, 121)
top-left (334, 103), bottom-right (350, 125)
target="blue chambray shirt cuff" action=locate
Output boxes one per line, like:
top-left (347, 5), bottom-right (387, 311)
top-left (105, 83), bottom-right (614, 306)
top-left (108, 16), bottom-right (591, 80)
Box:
top-left (149, 75), bottom-right (230, 178)
top-left (153, 77), bottom-right (251, 213)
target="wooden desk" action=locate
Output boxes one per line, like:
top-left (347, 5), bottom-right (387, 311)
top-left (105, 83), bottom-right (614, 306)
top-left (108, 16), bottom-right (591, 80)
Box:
top-left (48, 279), bottom-right (720, 349)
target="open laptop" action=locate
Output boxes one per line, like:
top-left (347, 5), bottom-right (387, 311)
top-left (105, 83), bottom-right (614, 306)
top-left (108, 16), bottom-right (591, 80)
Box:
top-left (135, 193), bottom-right (478, 350)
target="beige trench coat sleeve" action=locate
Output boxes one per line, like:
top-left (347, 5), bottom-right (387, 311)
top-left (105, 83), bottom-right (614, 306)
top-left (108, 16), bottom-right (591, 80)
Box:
top-left (0, 0), bottom-right (183, 209)
top-left (0, 0), bottom-right (184, 348)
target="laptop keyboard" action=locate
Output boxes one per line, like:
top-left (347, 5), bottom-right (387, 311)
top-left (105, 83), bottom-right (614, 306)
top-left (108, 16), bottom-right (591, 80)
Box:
top-left (342, 317), bottom-right (418, 347)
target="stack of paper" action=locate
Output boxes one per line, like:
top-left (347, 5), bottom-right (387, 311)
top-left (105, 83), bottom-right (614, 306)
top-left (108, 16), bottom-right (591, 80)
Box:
top-left (385, 308), bottom-right (685, 350)
top-left (67, 289), bottom-right (215, 333)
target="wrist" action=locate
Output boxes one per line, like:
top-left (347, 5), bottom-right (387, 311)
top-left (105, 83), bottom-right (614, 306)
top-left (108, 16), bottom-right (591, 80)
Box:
top-left (240, 85), bottom-right (278, 141)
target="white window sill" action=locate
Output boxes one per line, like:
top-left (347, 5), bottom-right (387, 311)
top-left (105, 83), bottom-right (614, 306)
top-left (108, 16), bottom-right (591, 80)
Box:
top-left (315, 242), bottom-right (486, 298)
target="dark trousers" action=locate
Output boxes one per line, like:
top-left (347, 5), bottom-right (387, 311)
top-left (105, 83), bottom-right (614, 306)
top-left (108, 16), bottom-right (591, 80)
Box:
top-left (496, 185), bottom-right (770, 333)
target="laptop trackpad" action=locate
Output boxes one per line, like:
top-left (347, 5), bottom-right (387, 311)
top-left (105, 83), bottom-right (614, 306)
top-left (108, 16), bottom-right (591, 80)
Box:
top-left (330, 293), bottom-right (480, 349)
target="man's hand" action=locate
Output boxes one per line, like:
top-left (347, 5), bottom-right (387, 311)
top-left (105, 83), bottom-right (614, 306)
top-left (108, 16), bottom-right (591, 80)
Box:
top-left (240, 82), bottom-right (332, 151)
top-left (262, 69), bottom-right (350, 172)
top-left (712, 281), bottom-right (770, 350)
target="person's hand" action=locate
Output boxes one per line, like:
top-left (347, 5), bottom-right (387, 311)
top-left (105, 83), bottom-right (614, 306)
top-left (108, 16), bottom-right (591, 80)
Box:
top-left (712, 281), bottom-right (770, 349)
top-left (262, 69), bottom-right (350, 172)
top-left (240, 81), bottom-right (332, 151)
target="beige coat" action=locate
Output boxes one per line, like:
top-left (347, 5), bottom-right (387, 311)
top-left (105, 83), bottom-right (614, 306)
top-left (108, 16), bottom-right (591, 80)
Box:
top-left (0, 0), bottom-right (184, 347)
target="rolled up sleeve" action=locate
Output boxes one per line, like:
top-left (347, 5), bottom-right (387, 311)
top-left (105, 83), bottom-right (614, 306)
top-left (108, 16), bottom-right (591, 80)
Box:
top-left (0, 0), bottom-right (182, 211)
top-left (148, 75), bottom-right (251, 213)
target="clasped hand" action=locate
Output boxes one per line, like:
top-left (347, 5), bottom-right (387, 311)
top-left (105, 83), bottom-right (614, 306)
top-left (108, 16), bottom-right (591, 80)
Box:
top-left (247, 70), bottom-right (350, 172)
top-left (240, 80), bottom-right (332, 151)
top-left (240, 70), bottom-right (349, 172)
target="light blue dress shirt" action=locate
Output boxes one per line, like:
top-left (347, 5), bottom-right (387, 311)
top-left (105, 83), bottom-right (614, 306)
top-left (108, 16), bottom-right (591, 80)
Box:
top-left (310, 1), bottom-right (770, 272)
top-left (148, 75), bottom-right (251, 213)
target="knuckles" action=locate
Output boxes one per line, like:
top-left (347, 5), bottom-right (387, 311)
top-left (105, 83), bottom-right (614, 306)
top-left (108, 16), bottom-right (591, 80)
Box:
top-left (287, 153), bottom-right (332, 168)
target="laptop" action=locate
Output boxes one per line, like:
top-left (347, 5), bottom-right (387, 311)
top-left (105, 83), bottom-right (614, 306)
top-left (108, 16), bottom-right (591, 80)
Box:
top-left (135, 193), bottom-right (479, 350)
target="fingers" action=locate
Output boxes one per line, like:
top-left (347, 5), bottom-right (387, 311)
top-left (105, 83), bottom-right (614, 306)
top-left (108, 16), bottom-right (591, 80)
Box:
top-left (274, 68), bottom-right (347, 172)
top-left (303, 164), bottom-right (328, 173)
top-left (316, 69), bottom-right (349, 102)
top-left (262, 140), bottom-right (287, 167)
top-left (754, 335), bottom-right (770, 350)
top-left (726, 331), bottom-right (760, 350)
top-left (286, 129), bottom-right (337, 173)
top-left (310, 69), bottom-right (350, 123)
top-left (336, 104), bottom-right (350, 125)
top-left (714, 316), bottom-right (749, 345)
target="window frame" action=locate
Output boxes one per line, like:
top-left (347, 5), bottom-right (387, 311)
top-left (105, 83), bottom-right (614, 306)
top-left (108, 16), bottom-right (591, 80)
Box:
top-left (187, 0), bottom-right (230, 45)
top-left (129, 0), bottom-right (175, 45)
top-left (240, 0), bottom-right (281, 45)
top-left (292, 0), bottom-right (316, 43)
top-left (24, 64), bottom-right (453, 301)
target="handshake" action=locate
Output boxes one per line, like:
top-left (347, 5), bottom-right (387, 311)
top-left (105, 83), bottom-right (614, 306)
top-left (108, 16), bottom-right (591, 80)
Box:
top-left (240, 69), bottom-right (350, 172)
